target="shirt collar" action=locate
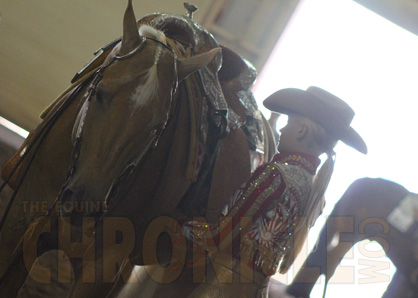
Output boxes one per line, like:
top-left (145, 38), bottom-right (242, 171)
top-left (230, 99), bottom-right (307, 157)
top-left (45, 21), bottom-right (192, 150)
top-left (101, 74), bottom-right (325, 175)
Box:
top-left (272, 152), bottom-right (321, 175)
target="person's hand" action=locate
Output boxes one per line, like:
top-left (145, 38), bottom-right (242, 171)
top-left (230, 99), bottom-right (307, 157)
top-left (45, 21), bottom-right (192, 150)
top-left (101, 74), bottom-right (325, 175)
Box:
top-left (181, 221), bottom-right (212, 244)
top-left (181, 221), bottom-right (194, 241)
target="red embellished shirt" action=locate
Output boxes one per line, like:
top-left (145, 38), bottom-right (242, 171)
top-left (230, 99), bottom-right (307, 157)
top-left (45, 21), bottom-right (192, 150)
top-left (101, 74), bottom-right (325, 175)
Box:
top-left (197, 152), bottom-right (320, 275)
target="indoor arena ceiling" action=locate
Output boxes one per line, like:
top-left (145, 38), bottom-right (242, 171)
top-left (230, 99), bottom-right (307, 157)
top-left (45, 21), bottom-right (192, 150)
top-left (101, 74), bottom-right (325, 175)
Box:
top-left (0, 0), bottom-right (417, 132)
top-left (0, 0), bottom-right (214, 131)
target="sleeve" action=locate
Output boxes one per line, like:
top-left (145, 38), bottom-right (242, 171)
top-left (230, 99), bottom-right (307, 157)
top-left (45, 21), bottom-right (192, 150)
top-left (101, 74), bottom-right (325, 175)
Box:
top-left (222, 163), bottom-right (271, 215)
top-left (239, 185), bottom-right (302, 275)
top-left (249, 184), bottom-right (300, 250)
top-left (186, 161), bottom-right (288, 252)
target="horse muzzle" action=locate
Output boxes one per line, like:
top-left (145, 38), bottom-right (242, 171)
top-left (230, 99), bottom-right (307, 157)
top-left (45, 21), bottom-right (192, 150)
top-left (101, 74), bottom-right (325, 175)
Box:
top-left (58, 186), bottom-right (106, 225)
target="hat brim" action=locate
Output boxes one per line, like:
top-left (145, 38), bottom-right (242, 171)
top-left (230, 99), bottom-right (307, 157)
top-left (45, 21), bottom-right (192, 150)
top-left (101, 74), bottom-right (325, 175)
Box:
top-left (263, 88), bottom-right (367, 154)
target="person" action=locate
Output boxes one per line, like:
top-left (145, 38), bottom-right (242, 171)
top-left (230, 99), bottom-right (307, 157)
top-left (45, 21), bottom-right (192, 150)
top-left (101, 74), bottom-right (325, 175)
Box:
top-left (182, 86), bottom-right (367, 297)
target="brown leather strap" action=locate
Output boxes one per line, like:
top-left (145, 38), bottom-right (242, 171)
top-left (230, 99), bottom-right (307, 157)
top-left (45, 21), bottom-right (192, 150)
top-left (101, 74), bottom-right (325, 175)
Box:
top-left (1, 130), bottom-right (35, 190)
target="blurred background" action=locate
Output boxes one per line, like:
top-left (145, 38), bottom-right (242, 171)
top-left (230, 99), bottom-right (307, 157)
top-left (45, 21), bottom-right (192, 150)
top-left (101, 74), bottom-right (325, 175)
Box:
top-left (1, 0), bottom-right (418, 297)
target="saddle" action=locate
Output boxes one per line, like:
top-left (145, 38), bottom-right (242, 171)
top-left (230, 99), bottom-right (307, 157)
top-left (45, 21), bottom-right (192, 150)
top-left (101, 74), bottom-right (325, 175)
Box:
top-left (2, 8), bottom-right (274, 220)
top-left (71, 11), bottom-right (266, 154)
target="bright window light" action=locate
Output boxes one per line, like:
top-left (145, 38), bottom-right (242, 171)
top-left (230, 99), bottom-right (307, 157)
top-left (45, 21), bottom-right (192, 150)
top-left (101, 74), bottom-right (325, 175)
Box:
top-left (253, 0), bottom-right (418, 297)
top-left (0, 116), bottom-right (29, 138)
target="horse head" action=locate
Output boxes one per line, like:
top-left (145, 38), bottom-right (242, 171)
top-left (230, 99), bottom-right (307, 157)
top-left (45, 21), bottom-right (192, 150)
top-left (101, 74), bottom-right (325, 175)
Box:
top-left (58, 0), bottom-right (220, 223)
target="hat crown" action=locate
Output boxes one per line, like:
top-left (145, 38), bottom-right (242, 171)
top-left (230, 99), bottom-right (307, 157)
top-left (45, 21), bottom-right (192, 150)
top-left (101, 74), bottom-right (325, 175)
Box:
top-left (306, 86), bottom-right (354, 126)
top-left (262, 86), bottom-right (367, 154)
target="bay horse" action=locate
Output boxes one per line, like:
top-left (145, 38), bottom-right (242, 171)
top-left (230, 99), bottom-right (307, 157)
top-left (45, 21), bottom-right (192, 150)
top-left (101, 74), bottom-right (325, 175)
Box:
top-left (0, 1), bottom-right (275, 297)
top-left (270, 177), bottom-right (418, 297)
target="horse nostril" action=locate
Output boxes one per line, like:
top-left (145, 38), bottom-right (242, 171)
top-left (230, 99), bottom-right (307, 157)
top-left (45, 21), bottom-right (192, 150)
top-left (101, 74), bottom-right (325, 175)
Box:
top-left (61, 188), bottom-right (74, 203)
top-left (59, 186), bottom-right (87, 217)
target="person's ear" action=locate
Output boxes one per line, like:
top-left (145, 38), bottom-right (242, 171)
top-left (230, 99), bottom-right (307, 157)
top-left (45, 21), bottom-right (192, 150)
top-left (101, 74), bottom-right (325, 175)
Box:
top-left (297, 123), bottom-right (308, 140)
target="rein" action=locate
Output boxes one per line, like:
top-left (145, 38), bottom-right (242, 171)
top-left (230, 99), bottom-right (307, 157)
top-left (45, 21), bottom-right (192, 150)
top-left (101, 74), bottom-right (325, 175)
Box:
top-left (0, 78), bottom-right (93, 232)
top-left (0, 36), bottom-right (177, 229)
top-left (104, 37), bottom-right (179, 207)
top-left (47, 36), bottom-right (179, 215)
top-left (0, 35), bottom-right (179, 287)
top-left (0, 78), bottom-right (93, 286)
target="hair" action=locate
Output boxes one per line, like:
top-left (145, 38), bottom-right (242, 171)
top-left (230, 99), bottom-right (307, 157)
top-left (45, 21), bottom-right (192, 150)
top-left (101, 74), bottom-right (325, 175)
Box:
top-left (130, 25), bottom-right (166, 108)
top-left (279, 116), bottom-right (338, 273)
top-left (138, 24), bottom-right (167, 44)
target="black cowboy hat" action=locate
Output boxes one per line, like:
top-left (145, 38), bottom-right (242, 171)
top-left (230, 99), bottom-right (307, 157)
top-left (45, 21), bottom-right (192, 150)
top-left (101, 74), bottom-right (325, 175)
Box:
top-left (263, 86), bottom-right (367, 154)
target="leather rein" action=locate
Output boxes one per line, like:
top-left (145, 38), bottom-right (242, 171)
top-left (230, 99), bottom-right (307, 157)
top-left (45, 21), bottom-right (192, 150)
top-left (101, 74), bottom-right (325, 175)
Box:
top-left (0, 36), bottom-right (179, 232)
top-left (48, 36), bottom-right (180, 216)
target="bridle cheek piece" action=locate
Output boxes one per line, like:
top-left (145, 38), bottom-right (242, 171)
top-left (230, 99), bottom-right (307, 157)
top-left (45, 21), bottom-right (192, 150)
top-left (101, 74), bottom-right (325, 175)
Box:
top-left (48, 36), bottom-right (179, 215)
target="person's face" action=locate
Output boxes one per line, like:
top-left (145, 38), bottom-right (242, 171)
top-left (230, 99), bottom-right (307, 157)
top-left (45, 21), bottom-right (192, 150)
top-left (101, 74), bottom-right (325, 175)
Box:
top-left (277, 114), bottom-right (302, 153)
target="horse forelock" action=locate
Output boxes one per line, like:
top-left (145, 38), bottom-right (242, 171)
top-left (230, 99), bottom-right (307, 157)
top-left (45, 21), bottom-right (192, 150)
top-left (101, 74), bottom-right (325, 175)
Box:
top-left (130, 65), bottom-right (160, 108)
top-left (97, 25), bottom-right (171, 108)
top-left (129, 25), bottom-right (171, 108)
top-left (138, 24), bottom-right (167, 44)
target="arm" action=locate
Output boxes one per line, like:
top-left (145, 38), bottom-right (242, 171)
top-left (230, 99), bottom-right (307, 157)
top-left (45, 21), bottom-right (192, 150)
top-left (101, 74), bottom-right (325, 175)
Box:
top-left (185, 161), bottom-right (291, 260)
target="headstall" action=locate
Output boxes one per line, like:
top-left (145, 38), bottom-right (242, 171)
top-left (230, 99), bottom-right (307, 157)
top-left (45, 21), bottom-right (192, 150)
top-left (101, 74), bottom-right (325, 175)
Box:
top-left (47, 36), bottom-right (179, 216)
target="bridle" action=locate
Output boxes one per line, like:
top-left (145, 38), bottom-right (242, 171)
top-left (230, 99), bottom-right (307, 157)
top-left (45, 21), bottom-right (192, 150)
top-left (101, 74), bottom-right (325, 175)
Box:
top-left (0, 35), bottom-right (182, 287)
top-left (48, 35), bottom-right (180, 216)
top-left (0, 31), bottom-right (230, 289)
top-left (0, 35), bottom-right (179, 231)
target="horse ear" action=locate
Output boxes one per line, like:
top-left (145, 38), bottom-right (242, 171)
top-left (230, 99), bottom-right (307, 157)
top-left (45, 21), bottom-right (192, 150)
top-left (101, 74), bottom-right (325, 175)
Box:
top-left (177, 48), bottom-right (222, 82)
top-left (120, 0), bottom-right (141, 56)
